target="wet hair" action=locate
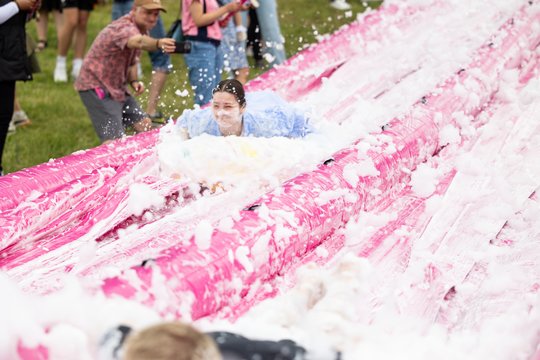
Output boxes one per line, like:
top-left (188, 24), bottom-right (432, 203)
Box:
top-left (212, 79), bottom-right (246, 108)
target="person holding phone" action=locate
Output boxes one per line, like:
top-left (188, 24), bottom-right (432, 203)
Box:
top-left (112, 0), bottom-right (173, 121)
top-left (181, 0), bottom-right (249, 106)
top-left (74, 0), bottom-right (176, 143)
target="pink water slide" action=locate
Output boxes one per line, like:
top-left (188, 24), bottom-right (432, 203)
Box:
top-left (3, 1), bottom-right (540, 358)
top-left (0, 2), bottom-right (440, 266)
top-left (101, 3), bottom-right (540, 321)
top-left (0, 3), bottom-right (409, 255)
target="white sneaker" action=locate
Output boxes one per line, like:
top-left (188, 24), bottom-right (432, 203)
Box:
top-left (54, 62), bottom-right (68, 82)
top-left (330, 0), bottom-right (351, 10)
top-left (8, 119), bottom-right (16, 133)
top-left (71, 58), bottom-right (83, 79)
top-left (12, 110), bottom-right (31, 127)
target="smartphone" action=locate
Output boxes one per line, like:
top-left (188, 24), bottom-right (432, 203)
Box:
top-left (173, 41), bottom-right (192, 54)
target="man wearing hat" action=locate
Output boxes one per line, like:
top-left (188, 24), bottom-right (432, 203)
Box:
top-left (75, 0), bottom-right (176, 143)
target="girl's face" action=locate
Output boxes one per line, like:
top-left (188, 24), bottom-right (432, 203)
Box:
top-left (212, 91), bottom-right (245, 131)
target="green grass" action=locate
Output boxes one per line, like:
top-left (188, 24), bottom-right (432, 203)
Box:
top-left (4, 0), bottom-right (381, 174)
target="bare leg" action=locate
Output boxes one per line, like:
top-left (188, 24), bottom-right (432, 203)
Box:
top-left (71, 10), bottom-right (90, 78)
top-left (146, 70), bottom-right (168, 116)
top-left (13, 95), bottom-right (21, 112)
top-left (234, 67), bottom-right (250, 85)
top-left (132, 117), bottom-right (153, 133)
top-left (36, 9), bottom-right (49, 45)
top-left (53, 10), bottom-right (64, 39)
top-left (54, 7), bottom-right (79, 82)
top-left (73, 10), bottom-right (90, 60)
top-left (12, 92), bottom-right (31, 126)
top-left (57, 7), bottom-right (78, 57)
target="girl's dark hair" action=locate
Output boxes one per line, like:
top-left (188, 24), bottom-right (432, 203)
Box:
top-left (212, 79), bottom-right (246, 108)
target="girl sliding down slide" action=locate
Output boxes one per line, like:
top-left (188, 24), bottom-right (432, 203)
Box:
top-left (177, 79), bottom-right (312, 139)
top-left (158, 79), bottom-right (313, 191)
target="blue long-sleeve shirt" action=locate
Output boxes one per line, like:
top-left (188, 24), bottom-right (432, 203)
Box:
top-left (177, 91), bottom-right (312, 138)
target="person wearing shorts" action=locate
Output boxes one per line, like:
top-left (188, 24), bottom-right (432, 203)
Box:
top-left (79, 90), bottom-right (147, 141)
top-left (74, 0), bottom-right (176, 142)
top-left (53, 0), bottom-right (96, 82)
top-left (35, 0), bottom-right (62, 52)
top-left (181, 0), bottom-right (248, 106)
top-left (62, 0), bottom-right (95, 11)
top-left (112, 0), bottom-right (171, 119)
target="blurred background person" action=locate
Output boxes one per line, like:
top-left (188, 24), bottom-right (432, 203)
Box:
top-left (0, 0), bottom-right (38, 175)
top-left (181, 0), bottom-right (248, 106)
top-left (53, 0), bottom-right (96, 82)
top-left (74, 0), bottom-right (176, 142)
top-left (219, 0), bottom-right (249, 84)
top-left (9, 31), bottom-right (41, 131)
top-left (255, 0), bottom-right (285, 66)
top-left (10, 93), bottom-right (32, 132)
top-left (112, 0), bottom-right (171, 120)
top-left (35, 0), bottom-right (63, 51)
top-left (246, 6), bottom-right (263, 68)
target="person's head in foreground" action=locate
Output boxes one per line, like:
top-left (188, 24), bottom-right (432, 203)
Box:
top-left (102, 321), bottom-right (317, 360)
top-left (211, 79), bottom-right (247, 136)
top-left (123, 322), bottom-right (221, 360)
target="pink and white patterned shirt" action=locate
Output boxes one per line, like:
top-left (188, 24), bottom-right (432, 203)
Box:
top-left (75, 13), bottom-right (143, 102)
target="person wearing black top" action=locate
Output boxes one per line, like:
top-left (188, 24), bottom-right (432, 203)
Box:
top-left (0, 0), bottom-right (38, 175)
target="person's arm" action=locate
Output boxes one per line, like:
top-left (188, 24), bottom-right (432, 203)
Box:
top-left (0, 2), bottom-right (18, 24)
top-left (189, 0), bottom-right (247, 28)
top-left (176, 111), bottom-right (192, 140)
top-left (127, 64), bottom-right (145, 96)
top-left (0, 0), bottom-right (39, 23)
top-left (126, 34), bottom-right (176, 53)
top-left (289, 108), bottom-right (312, 138)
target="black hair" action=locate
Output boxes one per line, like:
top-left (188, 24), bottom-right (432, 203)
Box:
top-left (212, 79), bottom-right (246, 108)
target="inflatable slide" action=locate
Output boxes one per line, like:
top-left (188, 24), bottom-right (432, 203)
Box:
top-left (1, 0), bottom-right (539, 358)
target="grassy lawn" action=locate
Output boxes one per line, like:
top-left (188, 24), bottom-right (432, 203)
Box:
top-left (4, 0), bottom-right (382, 174)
